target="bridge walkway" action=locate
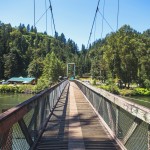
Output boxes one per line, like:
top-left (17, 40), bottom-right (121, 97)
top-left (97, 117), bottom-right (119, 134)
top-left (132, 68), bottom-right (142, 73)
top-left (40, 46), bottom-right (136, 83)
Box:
top-left (35, 82), bottom-right (120, 150)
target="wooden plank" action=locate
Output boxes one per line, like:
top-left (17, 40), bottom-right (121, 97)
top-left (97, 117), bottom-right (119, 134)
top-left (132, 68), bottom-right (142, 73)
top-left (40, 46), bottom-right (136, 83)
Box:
top-left (36, 82), bottom-right (120, 150)
top-left (68, 82), bottom-right (85, 150)
top-left (72, 82), bottom-right (120, 150)
top-left (35, 84), bottom-right (70, 150)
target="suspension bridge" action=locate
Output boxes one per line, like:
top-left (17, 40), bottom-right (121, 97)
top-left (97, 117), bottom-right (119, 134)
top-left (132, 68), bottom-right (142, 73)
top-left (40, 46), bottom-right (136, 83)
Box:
top-left (0, 0), bottom-right (149, 149)
top-left (0, 80), bottom-right (150, 150)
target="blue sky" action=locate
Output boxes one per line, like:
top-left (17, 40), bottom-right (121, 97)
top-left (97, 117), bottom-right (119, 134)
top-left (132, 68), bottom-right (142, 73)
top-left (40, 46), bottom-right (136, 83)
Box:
top-left (0, 0), bottom-right (150, 49)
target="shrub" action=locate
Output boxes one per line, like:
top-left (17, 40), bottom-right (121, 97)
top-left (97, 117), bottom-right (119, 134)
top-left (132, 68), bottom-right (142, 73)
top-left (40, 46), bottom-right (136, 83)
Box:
top-left (98, 85), bottom-right (110, 91)
top-left (108, 84), bottom-right (120, 95)
top-left (35, 78), bottom-right (50, 92)
top-left (119, 89), bottom-right (135, 96)
top-left (133, 88), bottom-right (150, 96)
top-left (0, 85), bottom-right (36, 93)
top-left (98, 84), bottom-right (119, 95)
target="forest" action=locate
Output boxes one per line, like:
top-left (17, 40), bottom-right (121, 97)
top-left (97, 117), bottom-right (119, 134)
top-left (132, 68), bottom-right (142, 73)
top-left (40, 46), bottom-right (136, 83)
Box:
top-left (0, 21), bottom-right (150, 90)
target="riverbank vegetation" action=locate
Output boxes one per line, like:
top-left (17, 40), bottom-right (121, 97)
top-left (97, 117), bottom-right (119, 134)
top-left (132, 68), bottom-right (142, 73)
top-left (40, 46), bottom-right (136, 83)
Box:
top-left (0, 84), bottom-right (36, 93)
top-left (80, 78), bottom-right (150, 96)
top-left (97, 84), bottom-right (150, 96)
top-left (0, 21), bottom-right (150, 96)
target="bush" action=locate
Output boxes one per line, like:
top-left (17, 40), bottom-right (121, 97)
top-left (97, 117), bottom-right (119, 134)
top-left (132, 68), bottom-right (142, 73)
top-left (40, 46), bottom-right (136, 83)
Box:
top-left (133, 88), bottom-right (150, 96)
top-left (98, 84), bottom-right (120, 95)
top-left (98, 85), bottom-right (110, 91)
top-left (0, 85), bottom-right (36, 93)
top-left (119, 89), bottom-right (135, 96)
top-left (108, 85), bottom-right (120, 95)
top-left (35, 78), bottom-right (50, 92)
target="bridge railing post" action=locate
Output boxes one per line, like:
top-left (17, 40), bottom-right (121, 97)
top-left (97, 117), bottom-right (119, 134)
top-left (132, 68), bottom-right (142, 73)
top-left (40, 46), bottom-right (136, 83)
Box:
top-left (115, 106), bottom-right (119, 137)
top-left (18, 118), bottom-right (33, 146)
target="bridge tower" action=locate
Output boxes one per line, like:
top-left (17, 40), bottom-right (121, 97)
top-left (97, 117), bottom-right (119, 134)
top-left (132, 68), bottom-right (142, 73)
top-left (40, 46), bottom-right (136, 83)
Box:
top-left (67, 63), bottom-right (75, 80)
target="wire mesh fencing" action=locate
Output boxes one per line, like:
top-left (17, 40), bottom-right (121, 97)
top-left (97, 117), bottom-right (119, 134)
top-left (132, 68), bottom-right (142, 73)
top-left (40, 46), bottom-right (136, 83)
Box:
top-left (0, 80), bottom-right (68, 150)
top-left (75, 80), bottom-right (150, 150)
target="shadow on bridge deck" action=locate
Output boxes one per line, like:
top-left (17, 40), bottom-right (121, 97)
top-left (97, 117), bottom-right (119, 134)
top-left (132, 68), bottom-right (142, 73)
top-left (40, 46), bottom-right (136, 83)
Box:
top-left (35, 82), bottom-right (121, 150)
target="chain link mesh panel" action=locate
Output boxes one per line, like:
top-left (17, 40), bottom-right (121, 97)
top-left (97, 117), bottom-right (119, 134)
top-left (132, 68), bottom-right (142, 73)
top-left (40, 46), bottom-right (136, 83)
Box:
top-left (118, 108), bottom-right (135, 139)
top-left (75, 80), bottom-right (149, 150)
top-left (125, 121), bottom-right (148, 150)
top-left (12, 123), bottom-right (30, 150)
top-left (0, 80), bottom-right (68, 150)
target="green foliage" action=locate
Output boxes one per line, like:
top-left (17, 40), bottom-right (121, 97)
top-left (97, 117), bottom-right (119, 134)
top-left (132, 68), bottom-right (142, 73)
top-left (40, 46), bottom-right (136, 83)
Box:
top-left (0, 21), bottom-right (79, 81)
top-left (91, 79), bottom-right (96, 85)
top-left (0, 85), bottom-right (35, 93)
top-left (0, 21), bottom-right (150, 95)
top-left (98, 85), bottom-right (150, 96)
top-left (144, 79), bottom-right (150, 89)
top-left (133, 88), bottom-right (150, 96)
top-left (35, 78), bottom-right (50, 91)
top-left (35, 52), bottom-right (65, 90)
top-left (89, 25), bottom-right (150, 88)
top-left (27, 58), bottom-right (43, 78)
top-left (42, 52), bottom-right (65, 83)
top-left (119, 89), bottom-right (135, 96)
top-left (98, 84), bottom-right (120, 95)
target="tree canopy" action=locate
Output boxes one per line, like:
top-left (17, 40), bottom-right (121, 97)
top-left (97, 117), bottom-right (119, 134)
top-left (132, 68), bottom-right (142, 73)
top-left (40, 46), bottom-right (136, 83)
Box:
top-left (0, 21), bottom-right (78, 84)
top-left (88, 25), bottom-right (150, 88)
top-left (0, 21), bottom-right (149, 88)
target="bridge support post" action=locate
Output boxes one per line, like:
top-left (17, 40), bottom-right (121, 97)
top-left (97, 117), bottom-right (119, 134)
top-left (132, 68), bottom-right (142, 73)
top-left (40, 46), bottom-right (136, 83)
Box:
top-left (116, 106), bottom-right (119, 137)
top-left (18, 118), bottom-right (33, 147)
top-left (107, 102), bottom-right (115, 132)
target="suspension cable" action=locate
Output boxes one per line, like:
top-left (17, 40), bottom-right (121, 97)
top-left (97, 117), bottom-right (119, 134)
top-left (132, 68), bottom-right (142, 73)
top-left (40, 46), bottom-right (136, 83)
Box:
top-left (116, 0), bottom-right (120, 31)
top-left (97, 8), bottom-right (114, 32)
top-left (45, 0), bottom-right (47, 33)
top-left (48, 0), bottom-right (56, 34)
top-left (34, 0), bottom-right (56, 36)
top-left (101, 0), bottom-right (105, 39)
top-left (94, 16), bottom-right (97, 42)
top-left (34, 0), bottom-right (35, 28)
top-left (51, 13), bottom-right (54, 36)
top-left (113, 0), bottom-right (120, 79)
top-left (35, 7), bottom-right (50, 26)
top-left (87, 0), bottom-right (101, 48)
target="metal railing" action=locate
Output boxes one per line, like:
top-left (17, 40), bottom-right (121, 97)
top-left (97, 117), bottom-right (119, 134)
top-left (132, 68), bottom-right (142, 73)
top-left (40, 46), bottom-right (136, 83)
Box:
top-left (74, 80), bottom-right (150, 150)
top-left (0, 80), bottom-right (68, 150)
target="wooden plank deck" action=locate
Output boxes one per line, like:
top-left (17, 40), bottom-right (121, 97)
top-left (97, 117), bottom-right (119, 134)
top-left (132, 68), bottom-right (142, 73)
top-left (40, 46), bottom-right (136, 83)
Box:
top-left (35, 82), bottom-right (120, 150)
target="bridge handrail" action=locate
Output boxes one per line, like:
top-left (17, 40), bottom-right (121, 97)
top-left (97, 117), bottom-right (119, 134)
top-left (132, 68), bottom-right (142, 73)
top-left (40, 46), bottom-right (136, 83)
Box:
top-left (0, 80), bottom-right (69, 149)
top-left (75, 80), bottom-right (150, 123)
top-left (74, 80), bottom-right (150, 150)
